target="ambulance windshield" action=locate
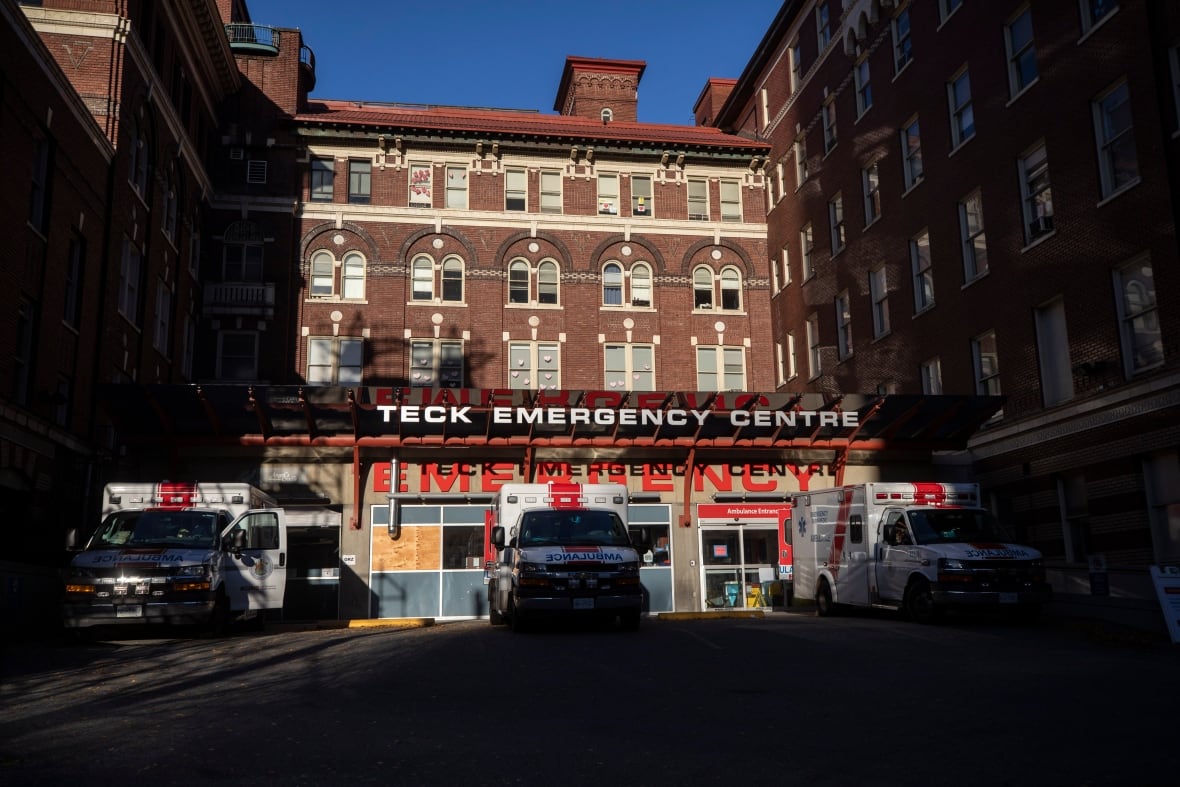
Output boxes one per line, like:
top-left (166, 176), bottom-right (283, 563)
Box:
top-left (91, 510), bottom-right (221, 549)
top-left (518, 509), bottom-right (630, 547)
top-left (906, 508), bottom-right (1011, 545)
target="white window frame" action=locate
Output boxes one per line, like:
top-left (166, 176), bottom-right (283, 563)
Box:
top-left (153, 280), bottom-right (172, 356)
top-left (693, 266), bottom-right (715, 310)
top-left (719, 266), bottom-right (743, 312)
top-left (794, 138), bottom-right (808, 188)
top-left (828, 193), bottom-right (845, 255)
top-left (806, 314), bottom-right (821, 380)
top-left (604, 343), bottom-right (655, 391)
top-left (801, 224), bottom-right (815, 280)
top-left (939, 0), bottom-right (964, 23)
top-left (309, 336), bottom-right (365, 385)
top-left (603, 262), bottom-right (624, 306)
top-left (1093, 79), bottom-right (1139, 199)
top-left (540, 170), bottom-right (562, 214)
top-left (696, 346), bottom-right (746, 392)
top-left (688, 178), bottom-right (709, 220)
top-left (959, 190), bottom-right (988, 282)
top-left (505, 167), bottom-right (527, 211)
top-left (445, 164), bottom-right (467, 209)
top-left (1020, 142), bottom-right (1054, 243)
top-left (822, 100), bottom-right (837, 153)
top-left (598, 173), bottom-right (620, 215)
top-left (816, 3), bottom-right (831, 51)
top-left (789, 39), bottom-right (803, 94)
top-left (835, 291), bottom-right (852, 361)
top-left (411, 338), bottom-right (463, 388)
top-left (507, 258), bottom-right (560, 307)
top-left (508, 341), bottom-right (560, 390)
top-left (901, 116), bottom-right (923, 190)
top-left (920, 357), bottom-right (943, 395)
top-left (409, 162), bottom-right (433, 207)
top-left (630, 262), bottom-right (653, 308)
top-left (217, 330), bottom-right (259, 381)
top-left (863, 162), bottom-right (881, 225)
top-left (910, 230), bottom-right (934, 313)
top-left (1005, 6), bottom-right (1038, 99)
top-left (786, 332), bottom-right (798, 380)
top-left (893, 6), bottom-right (913, 74)
top-left (119, 237), bottom-right (142, 324)
top-left (720, 179), bottom-right (741, 222)
top-left (869, 266), bottom-right (890, 338)
top-left (311, 250), bottom-right (336, 298)
top-left (972, 330), bottom-right (1002, 397)
top-left (855, 57), bottom-right (872, 117)
top-left (1035, 298), bottom-right (1075, 407)
top-left (948, 67), bottom-right (975, 149)
top-left (632, 174), bottom-right (653, 217)
top-left (310, 157), bottom-right (334, 202)
top-left (1114, 257), bottom-right (1164, 376)
top-left (342, 251), bottom-right (367, 300)
top-left (1080, 0), bottom-right (1118, 35)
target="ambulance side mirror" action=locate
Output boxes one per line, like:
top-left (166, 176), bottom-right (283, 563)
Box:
top-left (223, 529), bottom-right (246, 558)
top-left (491, 526), bottom-right (505, 549)
top-left (882, 524), bottom-right (896, 545)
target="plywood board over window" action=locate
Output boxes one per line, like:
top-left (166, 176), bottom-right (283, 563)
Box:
top-left (372, 526), bottom-right (441, 571)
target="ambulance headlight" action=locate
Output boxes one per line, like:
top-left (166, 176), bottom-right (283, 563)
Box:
top-left (939, 558), bottom-right (968, 571)
top-left (519, 562), bottom-right (549, 575)
top-left (175, 565), bottom-right (209, 578)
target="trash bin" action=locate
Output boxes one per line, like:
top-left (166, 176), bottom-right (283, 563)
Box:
top-left (723, 581), bottom-right (741, 607)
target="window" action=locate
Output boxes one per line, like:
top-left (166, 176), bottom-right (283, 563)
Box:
top-left (775, 342), bottom-right (786, 386)
top-left (801, 224), bottom-right (815, 280)
top-left (1115, 258), bottom-right (1163, 375)
top-left (972, 330), bottom-right (1002, 397)
top-left (505, 168), bottom-right (526, 211)
top-left (445, 165), bottom-right (467, 209)
top-left (720, 179), bottom-right (741, 222)
top-left (598, 173), bottom-right (619, 215)
top-left (603, 262), bottom-right (623, 306)
top-left (508, 259), bottom-right (559, 306)
top-left (631, 263), bottom-right (652, 307)
top-left (1081, 0), bottom-right (1117, 34)
top-left (605, 344), bottom-right (655, 390)
top-left (29, 136), bottom-right (50, 233)
top-left (411, 254), bottom-right (461, 303)
top-left (893, 7), bottom-right (913, 73)
top-left (13, 299), bottom-right (33, 405)
top-left (246, 159), bottom-right (268, 185)
top-left (162, 172), bottom-right (179, 243)
top-left (835, 292), bottom-right (852, 361)
top-left (696, 346), bottom-right (745, 391)
top-left (774, 163), bottom-right (785, 205)
top-left (343, 251), bottom-right (367, 300)
top-left (64, 233), bottom-right (84, 329)
top-left (688, 178), bottom-right (708, 220)
top-left (632, 175), bottom-right (653, 217)
top-left (1006, 7), bottom-right (1037, 97)
top-left (863, 162), bottom-right (881, 225)
top-left (153, 281), bottom-right (172, 355)
top-left (129, 115), bottom-right (150, 198)
top-left (901, 117), bottom-right (923, 190)
top-left (1094, 80), bottom-right (1138, 198)
top-left (540, 170), bottom-right (562, 214)
top-left (948, 68), bottom-right (975, 148)
top-left (822, 100), bottom-right (837, 153)
top-left (409, 163), bottom-right (432, 207)
top-left (1035, 298), bottom-right (1074, 407)
top-left (940, 0), bottom-right (964, 22)
top-left (786, 332), bottom-right (798, 380)
top-left (411, 339), bottom-right (463, 388)
top-left (1020, 143), bottom-right (1054, 242)
top-left (959, 190), bottom-right (988, 281)
top-left (910, 231), bottom-right (934, 313)
top-left (311, 251), bottom-right (335, 297)
top-left (601, 108), bottom-right (613, 123)
top-left (440, 257), bottom-right (462, 303)
top-left (720, 267), bottom-right (742, 311)
top-left (217, 331), bottom-right (258, 381)
top-left (693, 266), bottom-right (714, 309)
top-left (778, 245), bottom-right (791, 289)
top-left (828, 194), bottom-right (846, 254)
top-left (920, 357), bottom-right (943, 395)
top-left (855, 57), bottom-right (872, 117)
top-left (508, 342), bottom-right (559, 390)
top-left (310, 158), bottom-right (334, 201)
top-left (806, 314), bottom-right (821, 379)
top-left (794, 137), bottom-right (808, 187)
top-left (869, 266), bottom-right (890, 338)
top-left (347, 159), bottom-right (371, 204)
top-left (119, 237), bottom-right (142, 324)
top-left (789, 39), bottom-right (803, 94)
top-left (412, 255), bottom-right (434, 301)
top-left (224, 242), bottom-right (263, 281)
top-left (307, 337), bottom-right (364, 385)
top-left (816, 3), bottom-right (831, 50)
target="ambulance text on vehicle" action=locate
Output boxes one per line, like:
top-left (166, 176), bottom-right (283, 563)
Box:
top-left (793, 482), bottom-right (1051, 623)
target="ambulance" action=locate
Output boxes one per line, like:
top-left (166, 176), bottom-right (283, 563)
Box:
top-left (63, 482), bottom-right (288, 633)
top-left (485, 482), bottom-right (646, 631)
top-left (793, 482), bottom-right (1051, 623)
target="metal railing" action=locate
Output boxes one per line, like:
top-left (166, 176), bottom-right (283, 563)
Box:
top-left (224, 23), bottom-right (280, 54)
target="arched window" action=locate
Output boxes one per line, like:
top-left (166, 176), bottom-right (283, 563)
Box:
top-left (720, 266), bottom-right (743, 310)
top-left (412, 255), bottom-right (434, 301)
top-left (310, 251), bottom-right (334, 297)
top-left (509, 259), bottom-right (530, 304)
top-left (603, 262), bottom-right (623, 305)
top-left (128, 113), bottom-right (152, 198)
top-left (538, 260), bottom-right (559, 305)
top-left (601, 108), bottom-right (613, 123)
top-left (693, 266), bottom-right (714, 309)
top-left (631, 263), bottom-right (652, 307)
top-left (342, 252), bottom-right (366, 299)
top-left (442, 256), bottom-right (464, 302)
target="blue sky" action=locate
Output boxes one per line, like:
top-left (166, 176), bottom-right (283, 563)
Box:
top-left (246, 0), bottom-right (782, 126)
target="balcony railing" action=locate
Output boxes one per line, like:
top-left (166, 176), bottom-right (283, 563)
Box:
top-left (300, 44), bottom-right (317, 89)
top-left (224, 23), bottom-right (280, 55)
top-left (204, 282), bottom-right (275, 317)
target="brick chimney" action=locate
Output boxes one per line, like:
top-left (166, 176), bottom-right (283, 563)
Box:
top-left (693, 78), bottom-right (736, 127)
top-left (554, 56), bottom-right (646, 123)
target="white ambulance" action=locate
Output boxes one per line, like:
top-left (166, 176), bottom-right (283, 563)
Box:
top-left (63, 482), bottom-right (288, 634)
top-left (485, 482), bottom-right (646, 631)
top-left (793, 482), bottom-right (1051, 623)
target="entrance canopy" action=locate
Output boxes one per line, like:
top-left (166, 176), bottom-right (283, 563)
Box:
top-left (100, 385), bottom-right (1002, 456)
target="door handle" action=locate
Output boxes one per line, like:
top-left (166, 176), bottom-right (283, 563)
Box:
top-left (279, 552), bottom-right (286, 567)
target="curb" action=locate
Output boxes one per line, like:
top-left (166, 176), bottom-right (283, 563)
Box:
top-left (269, 618), bottom-right (435, 632)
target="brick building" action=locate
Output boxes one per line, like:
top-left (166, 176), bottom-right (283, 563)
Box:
top-left (713, 0), bottom-right (1180, 604)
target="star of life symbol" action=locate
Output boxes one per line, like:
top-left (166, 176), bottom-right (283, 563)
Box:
top-left (797, 516), bottom-right (807, 537)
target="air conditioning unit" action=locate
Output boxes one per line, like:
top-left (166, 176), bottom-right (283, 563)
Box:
top-left (1028, 215), bottom-right (1054, 237)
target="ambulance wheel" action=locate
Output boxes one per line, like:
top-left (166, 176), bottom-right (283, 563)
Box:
top-left (207, 589), bottom-right (230, 636)
top-left (487, 583), bottom-right (503, 625)
top-left (508, 596), bottom-right (528, 633)
top-left (815, 579), bottom-right (837, 617)
top-left (904, 578), bottom-right (940, 625)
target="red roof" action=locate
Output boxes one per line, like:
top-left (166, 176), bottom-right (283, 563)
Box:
top-left (295, 99), bottom-right (769, 151)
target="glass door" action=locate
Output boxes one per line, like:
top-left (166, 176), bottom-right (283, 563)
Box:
top-left (701, 526), bottom-right (777, 609)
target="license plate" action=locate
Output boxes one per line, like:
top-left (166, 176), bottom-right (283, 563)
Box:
top-left (999, 592), bottom-right (1018, 604)
top-left (135, 583), bottom-right (149, 595)
top-left (114, 584), bottom-right (127, 596)
top-left (573, 598), bottom-right (594, 610)
top-left (117, 605), bottom-right (143, 618)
